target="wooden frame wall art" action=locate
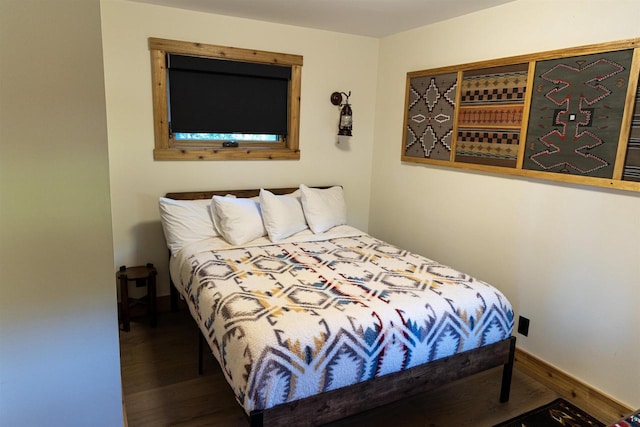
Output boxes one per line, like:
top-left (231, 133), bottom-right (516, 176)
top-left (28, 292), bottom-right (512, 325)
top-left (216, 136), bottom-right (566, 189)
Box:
top-left (402, 38), bottom-right (640, 193)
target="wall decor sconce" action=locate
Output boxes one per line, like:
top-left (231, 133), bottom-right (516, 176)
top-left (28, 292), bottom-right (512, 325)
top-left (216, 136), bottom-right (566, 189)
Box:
top-left (330, 91), bottom-right (352, 136)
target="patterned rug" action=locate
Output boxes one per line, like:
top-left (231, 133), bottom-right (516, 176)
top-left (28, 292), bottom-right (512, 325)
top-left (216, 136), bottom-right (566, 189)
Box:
top-left (610, 409), bottom-right (640, 427)
top-left (494, 398), bottom-right (604, 427)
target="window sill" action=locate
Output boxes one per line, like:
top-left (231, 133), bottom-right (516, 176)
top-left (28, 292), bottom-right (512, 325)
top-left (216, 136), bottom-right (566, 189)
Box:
top-left (153, 147), bottom-right (300, 161)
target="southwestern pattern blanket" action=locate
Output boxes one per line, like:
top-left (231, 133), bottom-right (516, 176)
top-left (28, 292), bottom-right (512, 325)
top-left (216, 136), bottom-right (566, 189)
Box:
top-left (175, 230), bottom-right (514, 414)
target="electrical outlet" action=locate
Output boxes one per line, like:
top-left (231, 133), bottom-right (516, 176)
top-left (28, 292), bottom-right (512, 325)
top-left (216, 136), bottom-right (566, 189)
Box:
top-left (517, 316), bottom-right (530, 336)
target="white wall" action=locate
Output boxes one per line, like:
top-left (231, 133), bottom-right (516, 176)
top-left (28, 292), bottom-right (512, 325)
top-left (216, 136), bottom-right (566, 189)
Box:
top-left (100, 0), bottom-right (379, 297)
top-left (371, 0), bottom-right (640, 407)
top-left (0, 0), bottom-right (123, 426)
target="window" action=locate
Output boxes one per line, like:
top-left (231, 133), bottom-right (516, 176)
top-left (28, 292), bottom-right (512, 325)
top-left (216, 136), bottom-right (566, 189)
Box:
top-left (149, 38), bottom-right (302, 160)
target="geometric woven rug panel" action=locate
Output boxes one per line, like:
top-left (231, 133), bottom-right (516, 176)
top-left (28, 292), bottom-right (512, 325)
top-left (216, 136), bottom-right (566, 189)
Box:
top-left (404, 72), bottom-right (457, 160)
top-left (523, 49), bottom-right (634, 178)
top-left (624, 71), bottom-right (640, 182)
top-left (610, 409), bottom-right (640, 427)
top-left (455, 63), bottom-right (528, 168)
top-left (493, 398), bottom-right (605, 427)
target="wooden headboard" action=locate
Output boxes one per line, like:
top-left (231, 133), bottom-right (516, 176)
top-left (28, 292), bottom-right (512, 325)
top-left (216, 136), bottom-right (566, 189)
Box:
top-left (165, 186), bottom-right (332, 200)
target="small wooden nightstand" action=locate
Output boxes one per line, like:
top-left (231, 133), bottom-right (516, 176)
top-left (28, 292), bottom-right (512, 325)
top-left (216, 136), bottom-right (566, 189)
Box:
top-left (117, 263), bottom-right (157, 332)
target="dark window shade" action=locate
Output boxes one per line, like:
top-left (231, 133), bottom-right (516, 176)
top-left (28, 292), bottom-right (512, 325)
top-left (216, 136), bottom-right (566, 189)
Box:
top-left (167, 54), bottom-right (291, 135)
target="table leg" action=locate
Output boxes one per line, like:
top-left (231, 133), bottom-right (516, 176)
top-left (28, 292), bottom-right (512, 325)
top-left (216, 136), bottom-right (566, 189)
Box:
top-left (119, 269), bottom-right (130, 332)
top-left (147, 263), bottom-right (157, 328)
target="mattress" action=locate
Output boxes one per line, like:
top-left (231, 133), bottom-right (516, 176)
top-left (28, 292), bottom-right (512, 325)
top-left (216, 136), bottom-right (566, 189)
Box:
top-left (170, 225), bottom-right (514, 414)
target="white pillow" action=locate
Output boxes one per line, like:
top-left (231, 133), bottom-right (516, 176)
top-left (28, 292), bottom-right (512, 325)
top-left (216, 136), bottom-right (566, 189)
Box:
top-left (158, 197), bottom-right (218, 254)
top-left (259, 188), bottom-right (308, 242)
top-left (299, 184), bottom-right (347, 233)
top-left (211, 195), bottom-right (267, 245)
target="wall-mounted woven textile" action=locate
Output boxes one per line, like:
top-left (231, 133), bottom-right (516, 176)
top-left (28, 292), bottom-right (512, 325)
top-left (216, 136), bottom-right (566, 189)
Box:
top-left (456, 64), bottom-right (528, 168)
top-left (401, 38), bottom-right (640, 193)
top-left (523, 50), bottom-right (633, 179)
top-left (624, 72), bottom-right (640, 182)
top-left (404, 72), bottom-right (457, 161)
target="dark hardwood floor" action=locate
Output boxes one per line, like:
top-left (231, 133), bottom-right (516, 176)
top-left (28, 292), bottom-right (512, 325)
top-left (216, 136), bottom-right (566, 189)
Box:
top-left (120, 310), bottom-right (558, 427)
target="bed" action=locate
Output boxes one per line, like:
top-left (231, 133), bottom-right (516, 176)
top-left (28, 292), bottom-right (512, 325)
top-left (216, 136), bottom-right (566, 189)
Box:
top-left (160, 185), bottom-right (516, 427)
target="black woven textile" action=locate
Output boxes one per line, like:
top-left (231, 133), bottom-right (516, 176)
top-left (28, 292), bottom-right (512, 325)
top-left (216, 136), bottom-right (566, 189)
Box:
top-left (494, 398), bottom-right (604, 427)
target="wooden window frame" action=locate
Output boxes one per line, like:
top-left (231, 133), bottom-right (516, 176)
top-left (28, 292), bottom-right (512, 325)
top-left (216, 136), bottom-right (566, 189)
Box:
top-left (401, 38), bottom-right (640, 193)
top-left (149, 37), bottom-right (302, 161)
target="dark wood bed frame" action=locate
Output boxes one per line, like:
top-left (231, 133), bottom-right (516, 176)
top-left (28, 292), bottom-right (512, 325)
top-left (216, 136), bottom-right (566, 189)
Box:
top-left (164, 187), bottom-right (516, 427)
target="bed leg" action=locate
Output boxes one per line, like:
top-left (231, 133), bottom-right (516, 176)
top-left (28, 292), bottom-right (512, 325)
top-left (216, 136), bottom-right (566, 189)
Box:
top-left (198, 330), bottom-right (204, 375)
top-left (168, 249), bottom-right (179, 312)
top-left (170, 280), bottom-right (179, 312)
top-left (500, 336), bottom-right (517, 403)
top-left (248, 411), bottom-right (263, 427)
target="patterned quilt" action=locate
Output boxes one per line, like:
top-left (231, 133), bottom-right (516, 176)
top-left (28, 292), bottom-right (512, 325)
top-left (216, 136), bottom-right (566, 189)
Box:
top-left (173, 227), bottom-right (514, 414)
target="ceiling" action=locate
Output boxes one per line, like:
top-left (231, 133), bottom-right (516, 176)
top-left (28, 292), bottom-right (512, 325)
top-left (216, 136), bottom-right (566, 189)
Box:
top-left (129, 0), bottom-right (515, 38)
